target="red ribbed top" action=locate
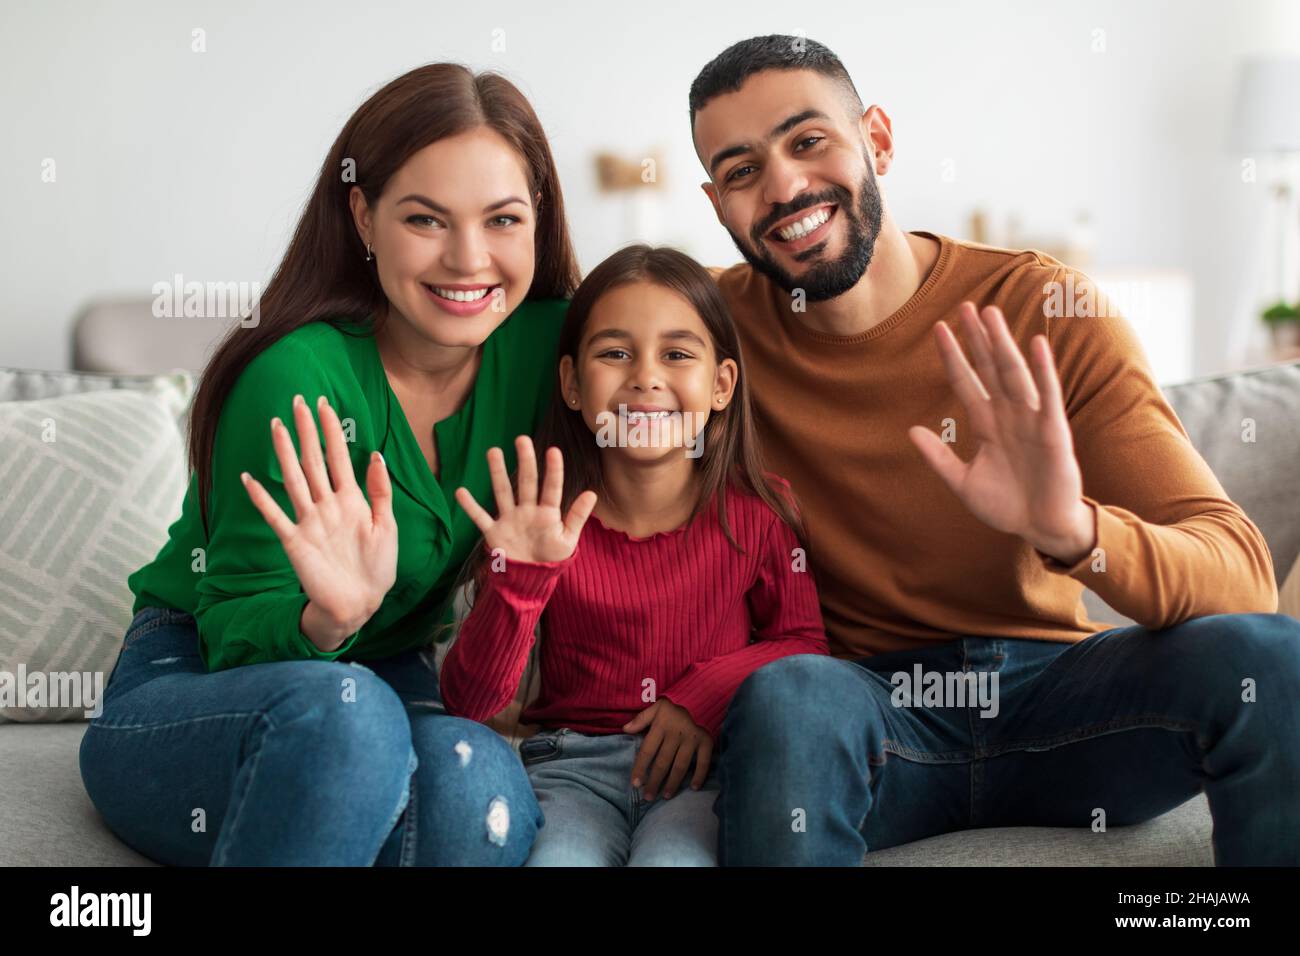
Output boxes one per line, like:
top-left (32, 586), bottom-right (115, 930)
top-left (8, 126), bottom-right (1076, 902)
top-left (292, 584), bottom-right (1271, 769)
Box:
top-left (439, 477), bottom-right (829, 738)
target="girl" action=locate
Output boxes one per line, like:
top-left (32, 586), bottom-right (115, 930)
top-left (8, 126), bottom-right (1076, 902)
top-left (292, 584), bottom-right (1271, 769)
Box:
top-left (79, 63), bottom-right (580, 866)
top-left (439, 244), bottom-right (830, 866)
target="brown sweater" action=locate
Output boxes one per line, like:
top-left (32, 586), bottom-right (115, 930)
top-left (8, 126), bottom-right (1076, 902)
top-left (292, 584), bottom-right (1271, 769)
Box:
top-left (713, 231), bottom-right (1278, 659)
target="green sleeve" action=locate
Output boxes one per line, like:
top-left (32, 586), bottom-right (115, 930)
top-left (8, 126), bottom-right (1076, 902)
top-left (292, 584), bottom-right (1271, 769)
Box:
top-left (193, 333), bottom-right (363, 670)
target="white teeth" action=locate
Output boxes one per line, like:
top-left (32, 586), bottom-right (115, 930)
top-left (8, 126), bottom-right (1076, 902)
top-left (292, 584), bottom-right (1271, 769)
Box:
top-left (429, 285), bottom-right (493, 302)
top-left (776, 207), bottom-right (832, 241)
top-left (622, 410), bottom-right (672, 420)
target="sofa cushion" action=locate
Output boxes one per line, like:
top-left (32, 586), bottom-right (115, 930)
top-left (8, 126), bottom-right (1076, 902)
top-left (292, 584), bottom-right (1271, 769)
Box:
top-left (0, 383), bottom-right (189, 721)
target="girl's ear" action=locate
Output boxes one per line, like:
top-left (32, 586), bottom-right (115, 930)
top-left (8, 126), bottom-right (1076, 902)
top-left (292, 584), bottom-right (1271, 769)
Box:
top-left (558, 354), bottom-right (579, 408)
top-left (713, 357), bottom-right (739, 409)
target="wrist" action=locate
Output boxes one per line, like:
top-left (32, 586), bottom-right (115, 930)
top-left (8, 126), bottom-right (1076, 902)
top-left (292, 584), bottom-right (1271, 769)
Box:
top-left (1032, 501), bottom-right (1097, 566)
top-left (300, 599), bottom-right (369, 652)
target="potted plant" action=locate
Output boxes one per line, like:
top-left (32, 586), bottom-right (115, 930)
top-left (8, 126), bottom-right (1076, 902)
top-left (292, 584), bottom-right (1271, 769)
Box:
top-left (1261, 300), bottom-right (1300, 350)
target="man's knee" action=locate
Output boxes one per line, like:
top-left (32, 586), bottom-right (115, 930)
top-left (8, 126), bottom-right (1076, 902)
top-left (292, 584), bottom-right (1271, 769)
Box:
top-left (725, 654), bottom-right (859, 742)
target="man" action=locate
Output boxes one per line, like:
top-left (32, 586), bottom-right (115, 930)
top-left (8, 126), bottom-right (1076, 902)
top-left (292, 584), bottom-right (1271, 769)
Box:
top-left (689, 34), bottom-right (1300, 865)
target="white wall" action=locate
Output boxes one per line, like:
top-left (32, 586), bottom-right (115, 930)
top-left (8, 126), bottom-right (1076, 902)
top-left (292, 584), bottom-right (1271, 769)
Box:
top-left (2, 0), bottom-right (1297, 374)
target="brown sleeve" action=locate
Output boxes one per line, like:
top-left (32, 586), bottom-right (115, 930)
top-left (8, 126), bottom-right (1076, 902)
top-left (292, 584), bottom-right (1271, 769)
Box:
top-left (1038, 266), bottom-right (1277, 627)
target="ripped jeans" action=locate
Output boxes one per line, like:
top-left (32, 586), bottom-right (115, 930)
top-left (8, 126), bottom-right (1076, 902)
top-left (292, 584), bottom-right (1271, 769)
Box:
top-left (79, 606), bottom-right (542, 866)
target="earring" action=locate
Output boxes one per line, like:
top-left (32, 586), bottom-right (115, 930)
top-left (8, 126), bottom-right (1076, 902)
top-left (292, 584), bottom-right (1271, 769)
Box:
top-left (365, 243), bottom-right (373, 262)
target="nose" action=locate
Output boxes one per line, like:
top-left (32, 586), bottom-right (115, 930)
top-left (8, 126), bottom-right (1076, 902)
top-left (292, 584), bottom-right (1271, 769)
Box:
top-left (761, 153), bottom-right (812, 215)
top-left (440, 224), bottom-right (492, 275)
top-left (627, 353), bottom-right (667, 393)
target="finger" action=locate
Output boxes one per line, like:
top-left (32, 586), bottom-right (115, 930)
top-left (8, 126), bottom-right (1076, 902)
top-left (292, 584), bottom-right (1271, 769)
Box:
top-left (908, 425), bottom-right (968, 497)
top-left (644, 732), bottom-right (679, 800)
top-left (270, 416), bottom-right (313, 520)
top-left (690, 737), bottom-right (713, 790)
top-left (292, 394), bottom-right (331, 502)
top-left (630, 723), bottom-right (663, 789)
top-left (563, 489), bottom-right (598, 540)
top-left (317, 396), bottom-right (359, 493)
top-left (241, 472), bottom-right (296, 541)
top-left (486, 447), bottom-right (515, 515)
top-left (1030, 335), bottom-right (1067, 425)
top-left (622, 702), bottom-right (656, 735)
top-left (515, 435), bottom-right (538, 505)
top-left (981, 306), bottom-right (1041, 411)
top-left (365, 451), bottom-right (394, 528)
top-left (957, 302), bottom-right (1005, 403)
top-left (539, 446), bottom-right (564, 510)
top-left (662, 742), bottom-right (696, 799)
top-left (453, 485), bottom-right (496, 535)
top-left (934, 321), bottom-right (991, 408)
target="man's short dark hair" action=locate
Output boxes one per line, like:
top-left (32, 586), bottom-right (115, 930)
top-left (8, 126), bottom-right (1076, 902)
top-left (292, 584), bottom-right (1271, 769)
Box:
top-left (688, 35), bottom-right (865, 134)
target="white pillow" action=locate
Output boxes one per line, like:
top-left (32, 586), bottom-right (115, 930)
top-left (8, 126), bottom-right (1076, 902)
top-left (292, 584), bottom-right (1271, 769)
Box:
top-left (0, 378), bottom-right (189, 721)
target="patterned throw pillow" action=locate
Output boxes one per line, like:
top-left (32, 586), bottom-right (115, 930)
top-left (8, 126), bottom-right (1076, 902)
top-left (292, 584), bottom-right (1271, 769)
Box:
top-left (0, 379), bottom-right (190, 721)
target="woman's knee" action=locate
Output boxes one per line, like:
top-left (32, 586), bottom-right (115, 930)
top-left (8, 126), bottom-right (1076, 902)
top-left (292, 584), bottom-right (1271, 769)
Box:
top-left (408, 717), bottom-right (542, 865)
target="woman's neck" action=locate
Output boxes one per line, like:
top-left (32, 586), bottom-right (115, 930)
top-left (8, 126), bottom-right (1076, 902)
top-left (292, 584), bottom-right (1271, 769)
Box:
top-left (374, 304), bottom-right (480, 392)
top-left (594, 453), bottom-right (701, 538)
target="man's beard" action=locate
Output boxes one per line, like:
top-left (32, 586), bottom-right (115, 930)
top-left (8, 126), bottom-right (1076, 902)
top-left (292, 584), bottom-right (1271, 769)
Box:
top-left (726, 165), bottom-right (883, 303)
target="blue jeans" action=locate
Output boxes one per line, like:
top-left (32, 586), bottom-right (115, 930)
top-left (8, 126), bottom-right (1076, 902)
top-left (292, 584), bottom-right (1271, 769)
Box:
top-left (79, 606), bottom-right (542, 866)
top-left (520, 729), bottom-right (720, 866)
top-left (715, 613), bottom-right (1300, 865)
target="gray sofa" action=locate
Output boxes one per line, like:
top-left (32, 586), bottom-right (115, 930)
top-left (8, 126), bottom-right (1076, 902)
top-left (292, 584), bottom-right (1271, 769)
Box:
top-left (2, 341), bottom-right (1297, 865)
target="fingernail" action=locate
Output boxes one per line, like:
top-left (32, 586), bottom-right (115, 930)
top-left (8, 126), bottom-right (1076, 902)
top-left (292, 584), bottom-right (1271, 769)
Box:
top-left (270, 417), bottom-right (281, 430)
top-left (631, 777), bottom-right (640, 787)
top-left (240, 471), bottom-right (250, 483)
top-left (317, 395), bottom-right (326, 410)
top-left (293, 394), bottom-right (304, 408)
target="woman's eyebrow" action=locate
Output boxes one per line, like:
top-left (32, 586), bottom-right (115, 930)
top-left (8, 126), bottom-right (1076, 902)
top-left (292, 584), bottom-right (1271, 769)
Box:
top-left (396, 194), bottom-right (529, 213)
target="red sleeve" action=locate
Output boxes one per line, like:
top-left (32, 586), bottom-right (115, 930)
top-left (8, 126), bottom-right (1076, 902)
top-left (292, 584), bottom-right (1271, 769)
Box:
top-left (660, 512), bottom-right (829, 739)
top-left (438, 549), bottom-right (576, 722)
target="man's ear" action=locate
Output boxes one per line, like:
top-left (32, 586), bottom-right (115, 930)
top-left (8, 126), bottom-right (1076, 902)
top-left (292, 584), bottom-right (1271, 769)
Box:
top-left (860, 105), bottom-right (895, 176)
top-left (701, 181), bottom-right (726, 227)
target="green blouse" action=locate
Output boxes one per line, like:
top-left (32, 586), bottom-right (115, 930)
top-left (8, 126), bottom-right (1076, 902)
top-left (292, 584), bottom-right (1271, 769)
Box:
top-left (128, 298), bottom-right (568, 671)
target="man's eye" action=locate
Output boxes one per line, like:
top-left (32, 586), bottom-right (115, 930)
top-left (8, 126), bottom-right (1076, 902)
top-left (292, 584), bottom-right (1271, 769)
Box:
top-left (726, 164), bottom-right (755, 183)
top-left (795, 136), bottom-right (824, 151)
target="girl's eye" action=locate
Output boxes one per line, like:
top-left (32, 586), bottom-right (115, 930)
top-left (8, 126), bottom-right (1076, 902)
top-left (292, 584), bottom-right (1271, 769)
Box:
top-left (665, 349), bottom-right (693, 361)
top-left (597, 348), bottom-right (630, 360)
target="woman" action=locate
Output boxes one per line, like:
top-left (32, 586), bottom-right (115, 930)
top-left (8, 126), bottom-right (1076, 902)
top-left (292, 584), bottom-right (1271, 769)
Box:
top-left (78, 62), bottom-right (580, 865)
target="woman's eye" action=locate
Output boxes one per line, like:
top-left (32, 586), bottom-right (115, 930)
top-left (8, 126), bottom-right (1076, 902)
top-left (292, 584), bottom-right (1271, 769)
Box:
top-left (490, 215), bottom-right (522, 227)
top-left (406, 215), bottom-right (441, 228)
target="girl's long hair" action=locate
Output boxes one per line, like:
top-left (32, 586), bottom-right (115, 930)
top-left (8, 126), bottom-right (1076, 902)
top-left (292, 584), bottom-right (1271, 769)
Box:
top-left (188, 62), bottom-right (581, 530)
top-left (439, 244), bottom-right (808, 647)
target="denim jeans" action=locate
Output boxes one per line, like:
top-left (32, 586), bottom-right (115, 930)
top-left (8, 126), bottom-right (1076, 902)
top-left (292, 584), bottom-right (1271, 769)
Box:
top-left (79, 606), bottom-right (542, 866)
top-left (715, 612), bottom-right (1300, 865)
top-left (520, 728), bottom-right (720, 866)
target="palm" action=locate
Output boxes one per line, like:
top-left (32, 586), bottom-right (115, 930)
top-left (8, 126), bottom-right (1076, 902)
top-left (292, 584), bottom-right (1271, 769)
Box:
top-left (242, 394), bottom-right (397, 629)
top-left (909, 302), bottom-right (1089, 557)
top-left (455, 436), bottom-right (596, 566)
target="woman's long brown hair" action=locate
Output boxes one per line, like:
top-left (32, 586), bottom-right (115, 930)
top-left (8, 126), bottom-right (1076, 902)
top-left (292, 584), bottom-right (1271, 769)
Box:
top-left (189, 63), bottom-right (581, 529)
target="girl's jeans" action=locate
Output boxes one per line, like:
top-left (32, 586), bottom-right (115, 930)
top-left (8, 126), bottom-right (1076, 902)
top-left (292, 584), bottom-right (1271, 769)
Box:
top-left (714, 613), bottom-right (1300, 865)
top-left (520, 729), bottom-right (720, 866)
top-left (79, 606), bottom-right (542, 866)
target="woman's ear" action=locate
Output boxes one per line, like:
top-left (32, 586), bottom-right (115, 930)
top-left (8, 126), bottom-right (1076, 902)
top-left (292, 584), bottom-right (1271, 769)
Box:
top-left (348, 186), bottom-right (372, 246)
